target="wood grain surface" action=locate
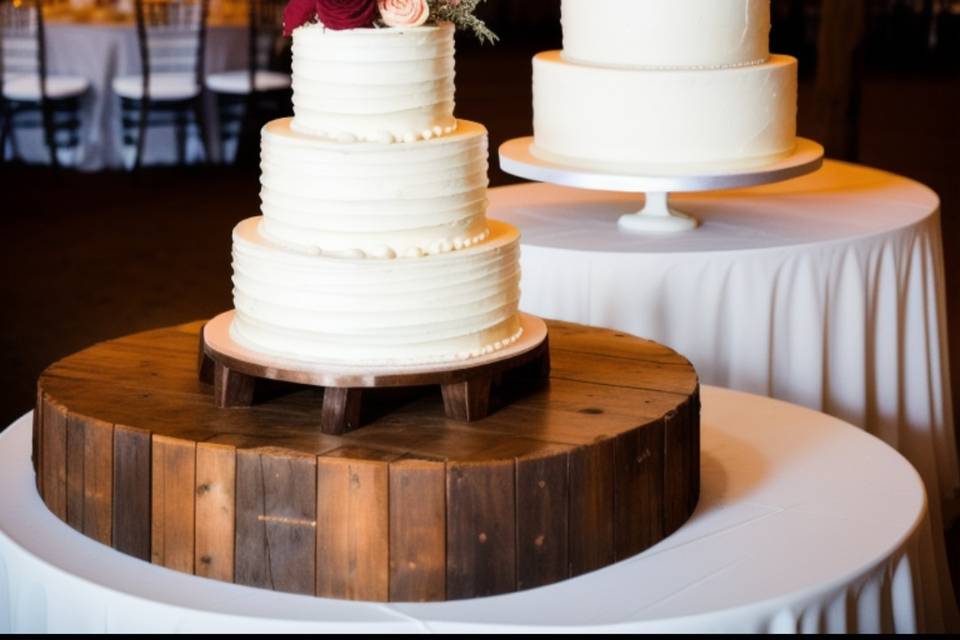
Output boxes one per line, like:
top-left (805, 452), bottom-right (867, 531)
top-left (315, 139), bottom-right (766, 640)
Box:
top-left (152, 436), bottom-right (197, 573)
top-left (195, 442), bottom-right (236, 582)
top-left (35, 319), bottom-right (700, 602)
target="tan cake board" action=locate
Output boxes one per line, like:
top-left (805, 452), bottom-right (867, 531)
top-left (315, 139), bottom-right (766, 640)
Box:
top-left (202, 310), bottom-right (548, 387)
top-left (200, 311), bottom-right (551, 434)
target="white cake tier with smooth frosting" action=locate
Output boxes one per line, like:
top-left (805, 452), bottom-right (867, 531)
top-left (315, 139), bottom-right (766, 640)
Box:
top-left (561, 0), bottom-right (771, 69)
top-left (532, 52), bottom-right (797, 173)
top-left (231, 217), bottom-right (523, 364)
top-left (259, 118), bottom-right (491, 258)
top-left (290, 22), bottom-right (457, 144)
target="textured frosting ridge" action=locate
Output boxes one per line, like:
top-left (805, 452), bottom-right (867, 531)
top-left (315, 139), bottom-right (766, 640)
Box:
top-left (561, 0), bottom-right (770, 69)
top-left (533, 52), bottom-right (797, 171)
top-left (231, 218), bottom-right (523, 364)
top-left (259, 118), bottom-right (491, 258)
top-left (291, 22), bottom-right (457, 143)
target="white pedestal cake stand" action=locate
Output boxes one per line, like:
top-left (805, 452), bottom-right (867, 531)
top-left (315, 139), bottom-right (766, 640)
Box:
top-left (499, 137), bottom-right (825, 233)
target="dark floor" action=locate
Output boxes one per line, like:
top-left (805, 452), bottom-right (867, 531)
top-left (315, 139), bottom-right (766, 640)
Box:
top-left (2, 40), bottom-right (959, 604)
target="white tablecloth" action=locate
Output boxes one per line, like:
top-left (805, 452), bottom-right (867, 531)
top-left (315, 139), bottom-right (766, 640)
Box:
top-left (11, 22), bottom-right (247, 170)
top-left (1, 387), bottom-right (956, 633)
top-left (491, 161), bottom-right (958, 530)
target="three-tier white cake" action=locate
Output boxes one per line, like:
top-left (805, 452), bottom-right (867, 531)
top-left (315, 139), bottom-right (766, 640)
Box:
top-left (533, 0), bottom-right (798, 173)
top-left (230, 22), bottom-right (523, 365)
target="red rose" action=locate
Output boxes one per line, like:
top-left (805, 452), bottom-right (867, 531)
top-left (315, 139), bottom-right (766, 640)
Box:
top-left (316, 0), bottom-right (379, 30)
top-left (283, 0), bottom-right (317, 37)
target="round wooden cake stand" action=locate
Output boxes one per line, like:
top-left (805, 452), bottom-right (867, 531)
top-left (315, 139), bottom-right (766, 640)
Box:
top-left (33, 320), bottom-right (700, 603)
top-left (200, 311), bottom-right (550, 435)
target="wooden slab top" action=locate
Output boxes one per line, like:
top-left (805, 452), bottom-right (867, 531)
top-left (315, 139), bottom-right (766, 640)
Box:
top-left (38, 320), bottom-right (699, 463)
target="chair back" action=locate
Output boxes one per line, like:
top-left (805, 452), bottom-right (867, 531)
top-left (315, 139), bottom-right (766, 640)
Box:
top-left (134, 0), bottom-right (209, 99)
top-left (247, 0), bottom-right (287, 90)
top-left (0, 0), bottom-right (49, 102)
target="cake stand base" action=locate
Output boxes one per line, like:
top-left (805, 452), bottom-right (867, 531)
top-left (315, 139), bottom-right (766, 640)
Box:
top-left (200, 311), bottom-right (550, 435)
top-left (617, 192), bottom-right (700, 233)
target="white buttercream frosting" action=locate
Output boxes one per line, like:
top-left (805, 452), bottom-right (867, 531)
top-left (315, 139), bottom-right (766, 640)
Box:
top-left (532, 52), bottom-right (797, 171)
top-left (228, 22), bottom-right (526, 367)
top-left (290, 22), bottom-right (457, 143)
top-left (561, 0), bottom-right (771, 69)
top-left (259, 118), bottom-right (491, 257)
top-left (231, 218), bottom-right (523, 365)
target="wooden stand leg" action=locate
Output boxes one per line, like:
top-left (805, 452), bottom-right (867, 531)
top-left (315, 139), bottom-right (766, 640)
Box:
top-left (442, 376), bottom-right (492, 422)
top-left (321, 388), bottom-right (363, 436)
top-left (534, 339), bottom-right (551, 381)
top-left (214, 362), bottom-right (256, 408)
top-left (198, 325), bottom-right (216, 385)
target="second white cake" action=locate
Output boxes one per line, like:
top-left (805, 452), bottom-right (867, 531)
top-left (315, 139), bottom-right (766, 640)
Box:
top-left (531, 0), bottom-right (798, 173)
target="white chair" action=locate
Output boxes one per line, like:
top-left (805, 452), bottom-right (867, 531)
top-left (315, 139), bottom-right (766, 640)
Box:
top-left (204, 0), bottom-right (289, 164)
top-left (1, 0), bottom-right (90, 168)
top-left (205, 69), bottom-right (289, 95)
top-left (111, 0), bottom-right (211, 170)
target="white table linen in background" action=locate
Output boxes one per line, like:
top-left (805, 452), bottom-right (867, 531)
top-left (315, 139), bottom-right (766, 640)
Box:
top-left (0, 387), bottom-right (956, 633)
top-left (490, 161), bottom-right (958, 530)
top-left (12, 22), bottom-right (247, 170)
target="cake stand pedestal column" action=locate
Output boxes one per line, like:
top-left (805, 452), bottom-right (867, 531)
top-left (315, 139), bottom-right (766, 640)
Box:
top-left (617, 191), bottom-right (699, 233)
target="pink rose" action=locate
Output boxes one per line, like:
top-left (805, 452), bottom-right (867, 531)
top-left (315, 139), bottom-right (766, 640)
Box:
top-left (378, 0), bottom-right (430, 27)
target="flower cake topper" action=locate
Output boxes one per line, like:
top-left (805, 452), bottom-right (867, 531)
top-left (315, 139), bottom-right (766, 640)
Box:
top-left (283, 0), bottom-right (497, 43)
top-left (379, 0), bottom-right (430, 27)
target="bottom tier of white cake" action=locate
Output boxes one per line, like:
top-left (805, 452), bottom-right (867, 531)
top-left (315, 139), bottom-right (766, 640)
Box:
top-left (230, 217), bottom-right (523, 365)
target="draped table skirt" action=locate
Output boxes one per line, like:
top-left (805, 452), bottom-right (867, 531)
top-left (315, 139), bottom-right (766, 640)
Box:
top-left (0, 387), bottom-right (955, 632)
top-left (490, 161), bottom-right (958, 524)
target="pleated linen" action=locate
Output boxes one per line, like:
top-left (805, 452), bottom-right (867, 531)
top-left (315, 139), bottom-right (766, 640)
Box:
top-left (0, 387), bottom-right (954, 631)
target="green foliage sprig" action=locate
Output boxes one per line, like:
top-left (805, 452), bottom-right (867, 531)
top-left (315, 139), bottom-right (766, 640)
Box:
top-left (428, 0), bottom-right (498, 44)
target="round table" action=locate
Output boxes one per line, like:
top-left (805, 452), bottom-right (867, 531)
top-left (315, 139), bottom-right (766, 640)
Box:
top-left (490, 161), bottom-right (958, 531)
top-left (12, 20), bottom-right (248, 170)
top-left (1, 387), bottom-right (955, 632)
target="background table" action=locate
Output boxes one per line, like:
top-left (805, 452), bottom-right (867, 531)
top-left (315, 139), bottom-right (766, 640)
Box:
top-left (1, 387), bottom-right (956, 632)
top-left (491, 161), bottom-right (958, 532)
top-left (12, 20), bottom-right (248, 170)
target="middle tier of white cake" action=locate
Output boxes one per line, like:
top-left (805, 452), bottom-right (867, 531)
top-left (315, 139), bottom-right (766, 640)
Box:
top-left (259, 118), bottom-right (490, 259)
top-left (231, 217), bottom-right (523, 365)
top-left (533, 51), bottom-right (798, 173)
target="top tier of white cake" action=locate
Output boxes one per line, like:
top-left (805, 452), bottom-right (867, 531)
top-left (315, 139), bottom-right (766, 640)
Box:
top-left (561, 0), bottom-right (771, 69)
top-left (291, 22), bottom-right (457, 144)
